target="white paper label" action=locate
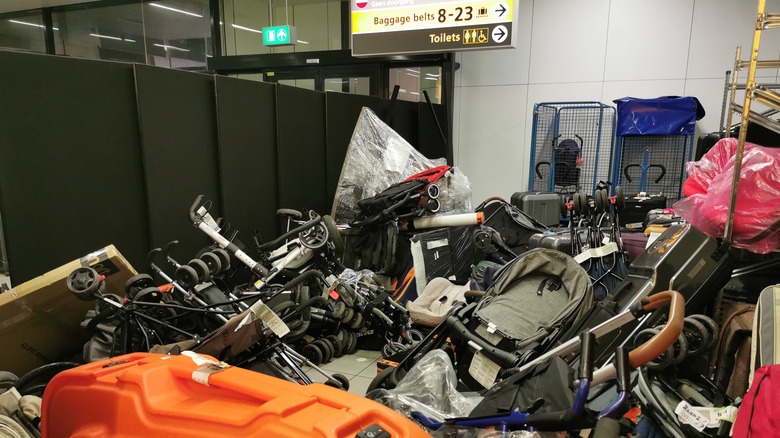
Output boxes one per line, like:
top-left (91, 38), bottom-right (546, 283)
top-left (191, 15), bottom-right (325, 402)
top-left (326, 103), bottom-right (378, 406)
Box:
top-left (574, 242), bottom-right (618, 264)
top-left (476, 324), bottom-right (503, 345)
top-left (674, 401), bottom-right (709, 432)
top-left (647, 232), bottom-right (662, 246)
top-left (709, 406), bottom-right (738, 426)
top-left (469, 350), bottom-right (501, 389)
top-left (426, 238), bottom-right (449, 250)
top-left (197, 206), bottom-right (221, 231)
top-left (325, 274), bottom-right (338, 288)
top-left (182, 350), bottom-right (214, 366)
top-left (255, 303), bottom-right (290, 338)
top-left (192, 362), bottom-right (229, 386)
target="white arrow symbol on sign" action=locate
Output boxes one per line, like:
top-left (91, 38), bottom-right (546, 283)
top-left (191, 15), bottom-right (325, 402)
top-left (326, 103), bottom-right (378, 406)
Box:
top-left (277, 29), bottom-right (287, 41)
top-left (492, 25), bottom-right (508, 43)
top-left (495, 2), bottom-right (508, 17)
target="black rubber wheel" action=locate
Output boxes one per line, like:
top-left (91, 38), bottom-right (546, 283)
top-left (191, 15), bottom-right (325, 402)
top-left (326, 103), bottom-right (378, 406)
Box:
top-left (124, 274), bottom-right (154, 296)
top-left (14, 362), bottom-right (80, 397)
top-left (0, 371), bottom-right (19, 392)
top-left (573, 192), bottom-right (582, 216)
top-left (324, 378), bottom-right (344, 390)
top-left (599, 189), bottom-right (610, 214)
top-left (427, 198), bottom-right (441, 214)
top-left (560, 195), bottom-right (568, 217)
top-left (212, 248), bottom-right (231, 272)
top-left (175, 264), bottom-right (199, 288)
top-left (188, 259), bottom-right (210, 282)
top-left (683, 317), bottom-right (710, 357)
top-left (316, 339), bottom-right (334, 363)
top-left (579, 191), bottom-right (590, 216)
top-left (66, 267), bottom-right (101, 301)
top-left (615, 186), bottom-right (626, 211)
top-left (337, 329), bottom-right (350, 350)
top-left (326, 335), bottom-right (343, 358)
top-left (366, 366), bottom-right (395, 393)
top-left (341, 308), bottom-right (355, 324)
top-left (277, 208), bottom-right (303, 219)
top-left (689, 314), bottom-right (719, 350)
top-left (635, 328), bottom-right (673, 369)
top-left (200, 252), bottom-right (222, 276)
top-left (331, 373), bottom-right (350, 391)
top-left (132, 287), bottom-right (163, 303)
top-left (349, 311), bottom-right (364, 330)
top-left (330, 301), bottom-right (346, 319)
top-left (668, 333), bottom-right (689, 366)
top-left (407, 329), bottom-right (424, 344)
top-left (595, 189), bottom-right (605, 213)
top-left (322, 215), bottom-right (344, 257)
top-left (301, 343), bottom-right (323, 366)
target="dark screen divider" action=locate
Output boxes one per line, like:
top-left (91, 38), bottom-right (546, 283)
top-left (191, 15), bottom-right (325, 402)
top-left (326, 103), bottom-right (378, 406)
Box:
top-left (324, 92), bottom-right (385, 210)
top-left (215, 76), bottom-right (279, 243)
top-left (418, 102), bottom-right (449, 162)
top-left (134, 65), bottom-right (221, 261)
top-left (0, 52), bottom-right (150, 283)
top-left (390, 100), bottom-right (420, 150)
top-left (276, 85), bottom-right (328, 214)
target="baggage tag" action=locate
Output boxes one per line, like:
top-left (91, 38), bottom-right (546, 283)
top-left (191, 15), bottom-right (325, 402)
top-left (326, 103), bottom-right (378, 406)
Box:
top-left (675, 401), bottom-right (714, 432)
top-left (468, 350), bottom-right (501, 389)
top-left (196, 206), bottom-right (221, 231)
top-left (254, 303), bottom-right (290, 338)
top-left (192, 362), bottom-right (230, 387)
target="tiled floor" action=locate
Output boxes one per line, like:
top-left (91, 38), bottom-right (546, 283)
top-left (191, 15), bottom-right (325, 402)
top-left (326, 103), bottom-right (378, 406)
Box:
top-left (302, 349), bottom-right (383, 396)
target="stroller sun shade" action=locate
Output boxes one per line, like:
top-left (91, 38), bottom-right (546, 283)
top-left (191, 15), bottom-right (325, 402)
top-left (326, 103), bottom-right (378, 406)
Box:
top-left (475, 248), bottom-right (594, 343)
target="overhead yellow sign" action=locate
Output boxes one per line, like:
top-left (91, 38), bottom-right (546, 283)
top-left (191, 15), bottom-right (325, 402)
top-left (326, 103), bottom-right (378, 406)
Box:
top-left (351, 0), bottom-right (516, 56)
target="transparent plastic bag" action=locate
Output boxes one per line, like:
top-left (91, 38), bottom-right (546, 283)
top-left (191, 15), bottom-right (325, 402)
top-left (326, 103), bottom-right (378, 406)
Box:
top-left (331, 107), bottom-right (472, 224)
top-left (674, 137), bottom-right (780, 253)
top-left (367, 349), bottom-right (482, 423)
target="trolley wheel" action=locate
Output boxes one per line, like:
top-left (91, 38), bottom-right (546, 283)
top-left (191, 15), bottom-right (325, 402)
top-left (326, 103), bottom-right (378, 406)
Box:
top-left (326, 335), bottom-right (344, 358)
top-left (200, 252), bottom-right (222, 276)
top-left (131, 286), bottom-right (163, 303)
top-left (635, 328), bottom-right (673, 370)
top-left (322, 215), bottom-right (344, 257)
top-left (301, 343), bottom-right (323, 366)
top-left (682, 317), bottom-right (710, 357)
top-left (349, 311), bottom-right (364, 330)
top-left (331, 373), bottom-right (350, 391)
top-left (316, 339), bottom-right (334, 363)
top-left (426, 183), bottom-right (440, 199)
top-left (341, 308), bottom-right (355, 324)
top-left (212, 248), bottom-right (231, 272)
top-left (175, 264), bottom-right (199, 288)
top-left (188, 259), bottom-right (210, 282)
top-left (124, 274), bottom-right (154, 296)
top-left (688, 314), bottom-right (719, 349)
top-left (67, 267), bottom-right (102, 301)
top-left (615, 186), bottom-right (626, 211)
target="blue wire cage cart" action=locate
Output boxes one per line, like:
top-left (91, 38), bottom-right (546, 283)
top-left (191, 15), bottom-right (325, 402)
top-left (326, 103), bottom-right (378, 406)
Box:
top-left (611, 97), bottom-right (703, 202)
top-left (529, 102), bottom-right (616, 196)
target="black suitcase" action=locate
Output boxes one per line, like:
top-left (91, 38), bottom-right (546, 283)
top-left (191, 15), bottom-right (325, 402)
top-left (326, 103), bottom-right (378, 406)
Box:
top-left (621, 195), bottom-right (667, 229)
top-left (510, 192), bottom-right (561, 227)
top-left (553, 224), bottom-right (734, 367)
top-left (528, 231), bottom-right (573, 255)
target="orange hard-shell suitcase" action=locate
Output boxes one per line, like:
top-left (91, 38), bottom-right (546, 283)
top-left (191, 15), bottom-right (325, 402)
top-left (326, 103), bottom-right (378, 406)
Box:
top-left (41, 352), bottom-right (428, 438)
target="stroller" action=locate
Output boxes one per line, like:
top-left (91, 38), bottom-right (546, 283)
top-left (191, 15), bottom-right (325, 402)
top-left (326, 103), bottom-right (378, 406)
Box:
top-left (369, 248), bottom-right (593, 392)
top-left (535, 134), bottom-right (584, 195)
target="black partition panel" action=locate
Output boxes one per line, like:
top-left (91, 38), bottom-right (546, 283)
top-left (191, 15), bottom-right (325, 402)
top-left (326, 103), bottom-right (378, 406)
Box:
top-left (324, 92), bottom-right (385, 209)
top-left (391, 100), bottom-right (420, 150)
top-left (0, 52), bottom-right (150, 283)
top-left (418, 102), bottom-right (449, 162)
top-left (134, 65), bottom-right (221, 260)
top-left (276, 85), bottom-right (327, 213)
top-left (215, 77), bottom-right (279, 241)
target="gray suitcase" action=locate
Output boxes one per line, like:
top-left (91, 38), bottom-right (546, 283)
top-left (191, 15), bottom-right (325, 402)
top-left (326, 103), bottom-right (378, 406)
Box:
top-left (510, 192), bottom-right (561, 227)
top-left (751, 284), bottom-right (780, 379)
top-left (528, 231), bottom-right (573, 255)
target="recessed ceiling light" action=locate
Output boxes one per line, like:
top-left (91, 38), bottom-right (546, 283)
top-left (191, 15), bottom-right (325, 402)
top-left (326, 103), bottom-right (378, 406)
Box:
top-left (149, 3), bottom-right (203, 18)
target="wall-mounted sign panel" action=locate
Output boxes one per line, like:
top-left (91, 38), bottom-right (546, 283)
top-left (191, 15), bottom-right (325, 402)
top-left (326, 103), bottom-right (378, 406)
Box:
top-left (351, 0), bottom-right (515, 56)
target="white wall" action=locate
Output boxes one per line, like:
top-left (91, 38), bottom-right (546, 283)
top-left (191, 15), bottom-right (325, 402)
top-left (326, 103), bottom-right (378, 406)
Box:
top-left (453, 0), bottom-right (780, 202)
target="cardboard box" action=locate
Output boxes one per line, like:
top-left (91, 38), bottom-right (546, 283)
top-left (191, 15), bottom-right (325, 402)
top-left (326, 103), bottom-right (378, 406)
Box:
top-left (0, 245), bottom-right (136, 376)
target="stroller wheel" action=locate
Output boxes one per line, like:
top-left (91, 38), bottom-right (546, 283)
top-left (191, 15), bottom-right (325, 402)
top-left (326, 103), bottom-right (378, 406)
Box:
top-left (67, 267), bottom-right (102, 301)
top-left (322, 215), bottom-right (344, 257)
top-left (579, 190), bottom-right (590, 216)
top-left (317, 339), bottom-right (334, 363)
top-left (594, 189), bottom-right (605, 213)
top-left (330, 301), bottom-right (347, 319)
top-left (188, 259), bottom-right (211, 282)
top-left (345, 331), bottom-right (358, 354)
top-left (427, 198), bottom-right (441, 214)
top-left (635, 328), bottom-right (674, 369)
top-left (426, 183), bottom-right (440, 199)
top-left (367, 366), bottom-right (396, 393)
top-left (211, 248), bottom-right (231, 272)
top-left (560, 195), bottom-right (568, 217)
top-left (175, 264), bottom-right (199, 288)
top-left (301, 343), bottom-right (323, 366)
top-left (598, 189), bottom-right (610, 214)
top-left (615, 186), bottom-right (626, 211)
top-left (341, 308), bottom-right (355, 324)
top-left (349, 312), bottom-right (364, 330)
top-left (688, 314), bottom-right (719, 349)
top-left (682, 317), bottom-right (710, 357)
top-left (326, 335), bottom-right (344, 358)
top-left (473, 229), bottom-right (497, 253)
top-left (572, 192), bottom-right (582, 216)
top-left (131, 287), bottom-right (162, 302)
top-left (200, 252), bottom-right (222, 276)
top-left (300, 223), bottom-right (328, 250)
top-left (331, 373), bottom-right (350, 391)
top-left (124, 274), bottom-right (154, 297)
top-left (669, 332), bottom-right (689, 366)
top-left (407, 329), bottom-right (424, 344)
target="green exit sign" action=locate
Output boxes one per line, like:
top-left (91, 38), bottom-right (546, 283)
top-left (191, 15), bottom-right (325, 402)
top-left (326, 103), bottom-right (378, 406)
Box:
top-left (262, 25), bottom-right (297, 46)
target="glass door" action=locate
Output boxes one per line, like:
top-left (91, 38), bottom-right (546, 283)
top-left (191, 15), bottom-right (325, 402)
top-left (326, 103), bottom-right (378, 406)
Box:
top-left (262, 65), bottom-right (380, 95)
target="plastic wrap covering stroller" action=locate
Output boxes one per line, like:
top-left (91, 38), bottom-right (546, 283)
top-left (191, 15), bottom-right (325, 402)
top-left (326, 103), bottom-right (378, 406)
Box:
top-left (371, 291), bottom-right (686, 436)
top-left (368, 248), bottom-right (593, 392)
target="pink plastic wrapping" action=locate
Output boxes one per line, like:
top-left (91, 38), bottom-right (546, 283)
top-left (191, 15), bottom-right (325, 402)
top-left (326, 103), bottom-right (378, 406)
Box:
top-left (673, 138), bottom-right (780, 253)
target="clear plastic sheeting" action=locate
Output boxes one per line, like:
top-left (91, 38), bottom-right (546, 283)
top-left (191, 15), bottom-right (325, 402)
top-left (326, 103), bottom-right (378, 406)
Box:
top-left (331, 107), bottom-right (472, 224)
top-left (674, 137), bottom-right (780, 253)
top-left (367, 349), bottom-right (482, 423)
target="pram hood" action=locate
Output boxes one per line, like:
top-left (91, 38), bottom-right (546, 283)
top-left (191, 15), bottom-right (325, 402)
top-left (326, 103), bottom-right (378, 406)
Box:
top-left (475, 248), bottom-right (593, 343)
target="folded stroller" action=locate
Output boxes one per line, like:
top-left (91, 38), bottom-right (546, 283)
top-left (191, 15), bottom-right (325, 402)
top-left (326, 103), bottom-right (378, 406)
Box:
top-left (369, 248), bottom-right (593, 392)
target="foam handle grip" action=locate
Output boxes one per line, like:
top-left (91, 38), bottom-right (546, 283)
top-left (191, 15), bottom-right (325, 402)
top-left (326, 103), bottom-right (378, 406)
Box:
top-left (411, 212), bottom-right (484, 229)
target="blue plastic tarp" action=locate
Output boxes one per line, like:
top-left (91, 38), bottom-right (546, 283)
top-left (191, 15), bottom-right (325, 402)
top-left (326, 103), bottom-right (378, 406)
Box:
top-left (614, 96), bottom-right (704, 136)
